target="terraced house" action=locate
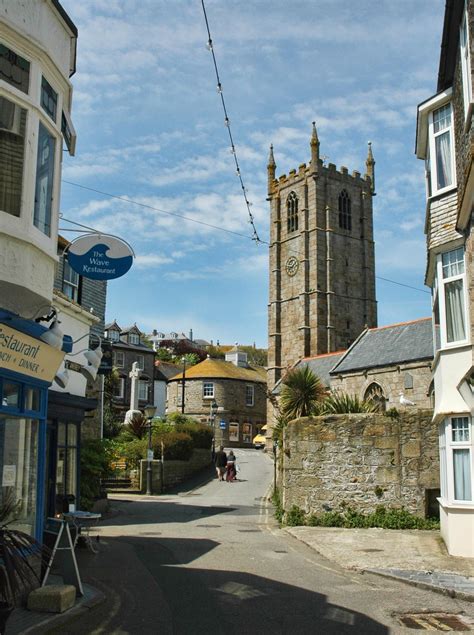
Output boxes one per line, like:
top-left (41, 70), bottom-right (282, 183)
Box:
top-left (416, 0), bottom-right (474, 557)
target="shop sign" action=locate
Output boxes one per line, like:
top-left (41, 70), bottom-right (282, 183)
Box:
top-left (66, 234), bottom-right (134, 281)
top-left (0, 323), bottom-right (65, 382)
top-left (219, 420), bottom-right (227, 429)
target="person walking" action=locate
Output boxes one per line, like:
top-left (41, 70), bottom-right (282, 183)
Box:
top-left (226, 450), bottom-right (237, 482)
top-left (214, 446), bottom-right (227, 481)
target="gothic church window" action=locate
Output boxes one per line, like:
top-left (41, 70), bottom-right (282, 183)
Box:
top-left (364, 382), bottom-right (386, 412)
top-left (338, 190), bottom-right (352, 231)
top-left (287, 191), bottom-right (298, 233)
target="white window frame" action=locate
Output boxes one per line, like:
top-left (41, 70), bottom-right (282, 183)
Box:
top-left (129, 332), bottom-right (140, 346)
top-left (138, 379), bottom-right (148, 401)
top-left (63, 258), bottom-right (79, 301)
top-left (442, 416), bottom-right (473, 505)
top-left (426, 100), bottom-right (456, 196)
top-left (245, 384), bottom-right (254, 407)
top-left (460, 3), bottom-right (473, 122)
top-left (114, 351), bottom-right (124, 368)
top-left (137, 354), bottom-right (144, 369)
top-left (434, 247), bottom-right (469, 348)
top-left (108, 329), bottom-right (119, 342)
top-left (203, 382), bottom-right (214, 399)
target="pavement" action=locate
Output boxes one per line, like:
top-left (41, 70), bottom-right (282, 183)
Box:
top-left (284, 525), bottom-right (474, 602)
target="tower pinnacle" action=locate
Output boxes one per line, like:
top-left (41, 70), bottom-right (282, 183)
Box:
top-left (310, 121), bottom-right (320, 169)
top-left (267, 144), bottom-right (276, 195)
top-left (365, 141), bottom-right (375, 194)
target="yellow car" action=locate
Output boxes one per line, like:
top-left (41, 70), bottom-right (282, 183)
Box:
top-left (253, 425), bottom-right (268, 449)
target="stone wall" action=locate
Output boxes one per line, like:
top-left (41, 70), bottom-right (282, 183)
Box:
top-left (282, 410), bottom-right (438, 517)
top-left (139, 448), bottom-right (212, 493)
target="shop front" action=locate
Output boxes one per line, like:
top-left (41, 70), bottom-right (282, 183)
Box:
top-left (0, 312), bottom-right (69, 541)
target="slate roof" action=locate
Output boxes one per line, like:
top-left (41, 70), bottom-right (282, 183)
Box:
top-left (154, 361), bottom-right (181, 381)
top-left (330, 318), bottom-right (435, 375)
top-left (168, 357), bottom-right (266, 383)
top-left (272, 351), bottom-right (345, 394)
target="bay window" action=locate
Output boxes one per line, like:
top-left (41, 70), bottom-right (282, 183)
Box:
top-left (440, 416), bottom-right (473, 504)
top-left (33, 122), bottom-right (56, 236)
top-left (0, 43), bottom-right (30, 94)
top-left (433, 247), bottom-right (468, 346)
top-left (0, 96), bottom-right (27, 217)
top-left (460, 3), bottom-right (472, 119)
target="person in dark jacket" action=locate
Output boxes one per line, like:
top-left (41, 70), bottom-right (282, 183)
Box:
top-left (214, 446), bottom-right (227, 481)
top-left (226, 450), bottom-right (237, 482)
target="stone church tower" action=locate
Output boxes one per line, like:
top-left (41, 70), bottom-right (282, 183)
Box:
top-left (267, 124), bottom-right (377, 389)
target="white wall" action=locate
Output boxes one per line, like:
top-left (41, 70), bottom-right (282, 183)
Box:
top-left (433, 346), bottom-right (473, 416)
top-left (439, 501), bottom-right (474, 557)
top-left (153, 380), bottom-right (167, 418)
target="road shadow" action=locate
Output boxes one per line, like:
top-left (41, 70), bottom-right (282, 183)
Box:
top-left (48, 535), bottom-right (390, 635)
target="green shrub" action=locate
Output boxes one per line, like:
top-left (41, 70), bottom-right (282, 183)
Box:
top-left (285, 505), bottom-right (306, 526)
top-left (175, 422), bottom-right (213, 449)
top-left (121, 438), bottom-right (147, 470)
top-left (80, 439), bottom-right (114, 510)
top-left (152, 431), bottom-right (193, 460)
top-left (385, 407), bottom-right (400, 419)
top-left (272, 488), bottom-right (284, 524)
top-left (320, 392), bottom-right (377, 414)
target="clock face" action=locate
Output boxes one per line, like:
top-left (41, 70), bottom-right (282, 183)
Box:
top-left (285, 256), bottom-right (299, 276)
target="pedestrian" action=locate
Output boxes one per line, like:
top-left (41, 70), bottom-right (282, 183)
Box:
top-left (214, 446), bottom-right (227, 481)
top-left (226, 450), bottom-right (237, 482)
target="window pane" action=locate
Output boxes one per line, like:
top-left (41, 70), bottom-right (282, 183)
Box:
top-left (442, 248), bottom-right (464, 278)
top-left (41, 76), bottom-right (57, 122)
top-left (68, 423), bottom-right (77, 447)
top-left (445, 279), bottom-right (466, 342)
top-left (63, 259), bottom-right (79, 301)
top-left (138, 380), bottom-right (148, 400)
top-left (34, 122), bottom-right (55, 236)
top-left (57, 422), bottom-right (66, 446)
top-left (0, 96), bottom-right (27, 217)
top-left (435, 130), bottom-right (452, 189)
top-left (203, 382), bottom-right (214, 397)
top-left (24, 387), bottom-right (41, 412)
top-left (433, 103), bottom-right (451, 133)
top-left (453, 449), bottom-right (472, 501)
top-left (452, 417), bottom-right (470, 442)
top-left (66, 447), bottom-right (77, 502)
top-left (2, 381), bottom-right (20, 408)
top-left (0, 43), bottom-right (30, 93)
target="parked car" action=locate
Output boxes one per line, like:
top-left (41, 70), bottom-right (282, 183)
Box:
top-left (253, 424), bottom-right (268, 449)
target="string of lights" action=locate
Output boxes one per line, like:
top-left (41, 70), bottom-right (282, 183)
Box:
top-left (201, 0), bottom-right (261, 244)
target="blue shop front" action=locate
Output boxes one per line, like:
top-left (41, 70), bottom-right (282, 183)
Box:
top-left (0, 310), bottom-right (71, 541)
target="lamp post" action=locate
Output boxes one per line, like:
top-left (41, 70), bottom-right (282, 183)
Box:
top-left (273, 440), bottom-right (278, 497)
top-left (144, 403), bottom-right (157, 495)
top-left (209, 399), bottom-right (218, 459)
top-left (181, 356), bottom-right (186, 414)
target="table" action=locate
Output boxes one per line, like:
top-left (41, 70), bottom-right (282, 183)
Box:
top-left (63, 511), bottom-right (102, 554)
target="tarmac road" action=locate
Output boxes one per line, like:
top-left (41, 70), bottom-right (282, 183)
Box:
top-left (42, 449), bottom-right (474, 635)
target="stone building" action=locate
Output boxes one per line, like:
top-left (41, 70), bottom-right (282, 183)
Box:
top-left (104, 321), bottom-right (155, 418)
top-left (415, 0), bottom-right (474, 557)
top-left (167, 348), bottom-right (266, 448)
top-left (267, 124), bottom-right (377, 394)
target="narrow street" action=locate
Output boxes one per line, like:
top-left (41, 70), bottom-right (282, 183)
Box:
top-left (45, 450), bottom-right (473, 634)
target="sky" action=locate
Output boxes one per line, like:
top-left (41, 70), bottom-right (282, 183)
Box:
top-left (59, 0), bottom-right (444, 349)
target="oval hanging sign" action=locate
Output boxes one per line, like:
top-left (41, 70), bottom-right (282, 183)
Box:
top-left (66, 233), bottom-right (134, 281)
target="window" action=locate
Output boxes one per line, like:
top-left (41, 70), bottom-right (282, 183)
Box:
top-left (245, 385), bottom-right (254, 407)
top-left (33, 122), bottom-right (55, 236)
top-left (63, 259), bottom-right (80, 302)
top-left (113, 377), bottom-right (125, 399)
top-left (364, 383), bottom-right (386, 412)
top-left (0, 43), bottom-right (30, 94)
top-left (0, 96), bottom-right (27, 217)
top-left (338, 190), bottom-right (352, 230)
top-left (138, 380), bottom-right (148, 401)
top-left (287, 191), bottom-right (298, 233)
top-left (137, 355), bottom-right (145, 369)
top-left (436, 248), bottom-right (467, 345)
top-left (108, 329), bottom-right (120, 342)
top-left (229, 422), bottom-right (239, 442)
top-left (243, 422), bottom-right (252, 444)
top-left (439, 416), bottom-right (474, 504)
top-left (41, 76), bottom-right (57, 122)
top-left (203, 382), bottom-right (214, 398)
top-left (426, 102), bottom-right (455, 195)
top-left (113, 352), bottom-right (124, 368)
top-left (129, 333), bottom-right (140, 346)
top-left (55, 421), bottom-right (78, 515)
top-left (460, 5), bottom-right (472, 119)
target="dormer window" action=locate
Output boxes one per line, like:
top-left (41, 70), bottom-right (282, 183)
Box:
top-left (129, 332), bottom-right (140, 346)
top-left (287, 191), bottom-right (298, 233)
top-left (108, 330), bottom-right (119, 342)
top-left (338, 190), bottom-right (352, 231)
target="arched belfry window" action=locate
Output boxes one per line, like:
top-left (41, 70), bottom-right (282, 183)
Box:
top-left (364, 382), bottom-right (386, 412)
top-left (287, 191), bottom-right (298, 233)
top-left (338, 189), bottom-right (352, 231)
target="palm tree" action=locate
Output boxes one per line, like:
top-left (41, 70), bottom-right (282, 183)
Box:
top-left (280, 365), bottom-right (326, 420)
top-left (319, 391), bottom-right (378, 414)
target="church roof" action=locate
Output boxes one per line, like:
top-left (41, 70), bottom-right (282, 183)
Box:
top-left (330, 318), bottom-right (435, 375)
top-left (169, 357), bottom-right (266, 383)
top-left (272, 351), bottom-right (345, 394)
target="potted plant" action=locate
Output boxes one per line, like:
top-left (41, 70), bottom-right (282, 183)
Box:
top-left (0, 489), bottom-right (50, 634)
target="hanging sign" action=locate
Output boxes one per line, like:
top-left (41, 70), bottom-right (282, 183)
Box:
top-left (66, 234), bottom-right (134, 281)
top-left (219, 420), bottom-right (227, 430)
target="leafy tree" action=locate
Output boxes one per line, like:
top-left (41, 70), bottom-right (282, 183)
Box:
top-left (280, 365), bottom-right (326, 420)
top-left (206, 345), bottom-right (225, 359)
top-left (103, 367), bottom-right (123, 438)
top-left (155, 347), bottom-right (173, 362)
top-left (239, 345), bottom-right (268, 367)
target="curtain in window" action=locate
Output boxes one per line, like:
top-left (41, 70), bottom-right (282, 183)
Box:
top-left (435, 131), bottom-right (452, 189)
top-left (445, 279), bottom-right (466, 342)
top-left (453, 449), bottom-right (472, 501)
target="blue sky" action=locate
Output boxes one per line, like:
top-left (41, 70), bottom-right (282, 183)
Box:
top-left (60, 0), bottom-right (443, 348)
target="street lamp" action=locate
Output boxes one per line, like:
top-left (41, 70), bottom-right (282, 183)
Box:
top-left (144, 403), bottom-right (157, 495)
top-left (181, 356), bottom-right (186, 414)
top-left (209, 399), bottom-right (219, 458)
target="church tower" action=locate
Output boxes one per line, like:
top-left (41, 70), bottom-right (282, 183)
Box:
top-left (267, 124), bottom-right (377, 390)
